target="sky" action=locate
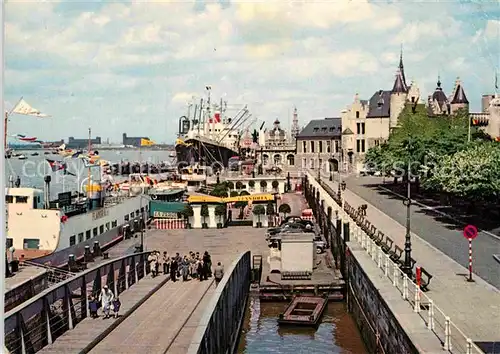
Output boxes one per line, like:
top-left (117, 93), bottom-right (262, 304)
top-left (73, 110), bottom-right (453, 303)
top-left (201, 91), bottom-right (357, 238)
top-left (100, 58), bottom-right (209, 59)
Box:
top-left (4, 0), bottom-right (500, 144)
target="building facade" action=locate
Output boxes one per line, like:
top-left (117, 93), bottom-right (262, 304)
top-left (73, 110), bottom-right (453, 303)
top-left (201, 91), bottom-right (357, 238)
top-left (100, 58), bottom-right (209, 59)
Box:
top-left (295, 117), bottom-right (342, 173)
top-left (67, 136), bottom-right (102, 149)
top-left (257, 118), bottom-right (296, 167)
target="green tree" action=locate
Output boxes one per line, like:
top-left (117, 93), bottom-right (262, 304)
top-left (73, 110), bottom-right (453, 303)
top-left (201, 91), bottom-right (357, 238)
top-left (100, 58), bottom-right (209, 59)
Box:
top-left (248, 180), bottom-right (255, 189)
top-left (227, 181), bottom-right (235, 190)
top-left (200, 204), bottom-right (209, 226)
top-left (240, 190), bottom-right (250, 196)
top-left (230, 190), bottom-right (239, 197)
top-left (253, 204), bottom-right (265, 224)
top-left (214, 204), bottom-right (226, 225)
top-left (236, 181), bottom-right (243, 190)
top-left (181, 204), bottom-right (194, 219)
top-left (272, 180), bottom-right (279, 189)
top-left (266, 202), bottom-right (275, 215)
top-left (278, 203), bottom-right (291, 217)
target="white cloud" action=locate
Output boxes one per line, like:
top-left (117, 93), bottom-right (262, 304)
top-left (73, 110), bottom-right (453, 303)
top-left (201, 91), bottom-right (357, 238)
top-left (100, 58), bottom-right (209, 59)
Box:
top-left (4, 1), bottom-right (497, 142)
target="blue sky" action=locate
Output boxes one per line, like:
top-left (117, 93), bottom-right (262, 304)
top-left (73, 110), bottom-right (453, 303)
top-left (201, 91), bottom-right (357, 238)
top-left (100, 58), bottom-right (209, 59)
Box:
top-left (5, 0), bottom-right (500, 144)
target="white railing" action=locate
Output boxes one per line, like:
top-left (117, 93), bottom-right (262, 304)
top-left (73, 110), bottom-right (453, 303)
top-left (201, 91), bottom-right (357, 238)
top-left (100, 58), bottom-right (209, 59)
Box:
top-left (346, 212), bottom-right (484, 354)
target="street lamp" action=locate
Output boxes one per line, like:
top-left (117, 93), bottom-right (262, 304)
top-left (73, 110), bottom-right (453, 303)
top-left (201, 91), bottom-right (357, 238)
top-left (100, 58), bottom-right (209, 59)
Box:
top-left (401, 159), bottom-right (413, 277)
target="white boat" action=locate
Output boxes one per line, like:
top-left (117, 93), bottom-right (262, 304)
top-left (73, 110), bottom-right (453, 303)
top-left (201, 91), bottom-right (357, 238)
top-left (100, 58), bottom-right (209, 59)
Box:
top-left (169, 152), bottom-right (176, 158)
top-left (6, 185), bottom-right (149, 268)
top-left (17, 154), bottom-right (27, 160)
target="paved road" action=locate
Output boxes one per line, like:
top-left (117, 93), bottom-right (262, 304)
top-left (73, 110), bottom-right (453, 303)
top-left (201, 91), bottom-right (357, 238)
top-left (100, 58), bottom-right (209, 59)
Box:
top-left (344, 175), bottom-right (500, 289)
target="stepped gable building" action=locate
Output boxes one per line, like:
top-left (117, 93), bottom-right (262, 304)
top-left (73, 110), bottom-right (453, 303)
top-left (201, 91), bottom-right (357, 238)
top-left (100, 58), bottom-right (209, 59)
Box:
top-left (295, 117), bottom-right (342, 172)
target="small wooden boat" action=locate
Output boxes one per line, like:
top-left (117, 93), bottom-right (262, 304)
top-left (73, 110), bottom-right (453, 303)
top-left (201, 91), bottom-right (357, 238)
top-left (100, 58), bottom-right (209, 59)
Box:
top-left (278, 296), bottom-right (328, 326)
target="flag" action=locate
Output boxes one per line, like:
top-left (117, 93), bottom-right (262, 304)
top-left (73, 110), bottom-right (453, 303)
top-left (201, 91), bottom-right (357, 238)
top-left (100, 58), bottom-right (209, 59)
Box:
top-left (12, 99), bottom-right (50, 117)
top-left (140, 138), bottom-right (155, 146)
top-left (46, 159), bottom-right (74, 175)
top-left (12, 134), bottom-right (37, 142)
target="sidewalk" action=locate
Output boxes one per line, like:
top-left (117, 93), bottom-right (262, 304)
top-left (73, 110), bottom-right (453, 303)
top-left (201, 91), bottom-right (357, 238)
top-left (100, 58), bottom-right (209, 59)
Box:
top-left (322, 178), bottom-right (500, 343)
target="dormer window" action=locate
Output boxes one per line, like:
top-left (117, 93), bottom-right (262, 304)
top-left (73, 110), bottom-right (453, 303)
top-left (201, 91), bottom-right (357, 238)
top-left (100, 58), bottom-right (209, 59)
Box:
top-left (329, 127), bottom-right (334, 132)
top-left (313, 127), bottom-right (319, 132)
top-left (377, 99), bottom-right (384, 108)
top-left (321, 127), bottom-right (327, 132)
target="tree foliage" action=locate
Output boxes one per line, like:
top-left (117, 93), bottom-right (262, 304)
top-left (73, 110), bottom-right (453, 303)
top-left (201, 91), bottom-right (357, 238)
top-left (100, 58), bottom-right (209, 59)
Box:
top-left (278, 203), bottom-right (291, 216)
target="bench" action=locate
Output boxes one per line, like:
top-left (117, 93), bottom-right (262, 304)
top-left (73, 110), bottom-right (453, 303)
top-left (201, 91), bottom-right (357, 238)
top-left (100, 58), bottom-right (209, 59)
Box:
top-left (369, 225), bottom-right (377, 239)
top-left (281, 271), bottom-right (312, 280)
top-left (389, 245), bottom-right (403, 263)
top-left (381, 237), bottom-right (393, 253)
top-left (362, 219), bottom-right (371, 233)
top-left (373, 231), bottom-right (384, 244)
top-left (414, 267), bottom-right (433, 292)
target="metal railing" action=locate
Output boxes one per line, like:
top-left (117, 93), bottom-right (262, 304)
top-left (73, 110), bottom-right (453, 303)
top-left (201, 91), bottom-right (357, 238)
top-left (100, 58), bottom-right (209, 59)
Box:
top-left (4, 251), bottom-right (153, 354)
top-left (306, 172), bottom-right (484, 354)
top-left (188, 251), bottom-right (251, 354)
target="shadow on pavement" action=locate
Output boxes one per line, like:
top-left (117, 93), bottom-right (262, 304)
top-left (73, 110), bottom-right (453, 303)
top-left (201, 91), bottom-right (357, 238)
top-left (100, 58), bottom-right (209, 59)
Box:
top-left (358, 180), bottom-right (500, 237)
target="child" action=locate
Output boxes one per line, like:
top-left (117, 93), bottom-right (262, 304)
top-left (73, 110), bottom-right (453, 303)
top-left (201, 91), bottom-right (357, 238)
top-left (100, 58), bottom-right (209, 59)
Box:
top-left (112, 296), bottom-right (121, 318)
top-left (88, 295), bottom-right (98, 318)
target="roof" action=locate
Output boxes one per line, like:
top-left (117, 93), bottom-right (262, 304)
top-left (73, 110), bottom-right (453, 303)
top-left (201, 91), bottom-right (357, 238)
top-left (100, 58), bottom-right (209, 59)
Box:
top-left (366, 90), bottom-right (391, 118)
top-left (296, 118), bottom-right (342, 139)
top-left (451, 81), bottom-right (469, 104)
top-left (392, 71), bottom-right (407, 93)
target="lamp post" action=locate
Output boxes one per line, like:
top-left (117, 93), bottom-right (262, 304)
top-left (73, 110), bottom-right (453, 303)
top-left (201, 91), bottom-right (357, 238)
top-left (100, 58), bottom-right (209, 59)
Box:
top-left (401, 159), bottom-right (413, 276)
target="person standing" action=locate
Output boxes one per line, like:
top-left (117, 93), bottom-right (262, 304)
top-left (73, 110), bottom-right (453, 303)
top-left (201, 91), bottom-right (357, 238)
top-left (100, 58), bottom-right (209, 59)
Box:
top-left (170, 257), bottom-right (178, 282)
top-left (181, 256), bottom-right (190, 281)
top-left (99, 285), bottom-right (114, 319)
top-left (163, 251), bottom-right (170, 275)
top-left (203, 251), bottom-right (212, 278)
top-left (214, 262), bottom-right (224, 286)
top-left (155, 251), bottom-right (161, 276)
top-left (197, 259), bottom-right (205, 281)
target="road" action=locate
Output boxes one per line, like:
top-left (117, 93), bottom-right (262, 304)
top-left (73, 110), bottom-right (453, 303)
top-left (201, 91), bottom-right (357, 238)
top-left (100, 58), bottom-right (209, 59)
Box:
top-left (344, 175), bottom-right (500, 289)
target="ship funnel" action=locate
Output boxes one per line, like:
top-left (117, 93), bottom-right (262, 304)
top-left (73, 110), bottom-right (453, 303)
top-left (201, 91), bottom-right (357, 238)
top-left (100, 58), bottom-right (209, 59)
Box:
top-left (44, 175), bottom-right (51, 208)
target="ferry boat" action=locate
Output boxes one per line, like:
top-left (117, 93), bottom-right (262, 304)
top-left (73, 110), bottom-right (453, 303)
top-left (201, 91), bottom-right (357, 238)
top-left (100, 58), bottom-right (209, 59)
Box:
top-left (175, 87), bottom-right (252, 167)
top-left (6, 183), bottom-right (149, 268)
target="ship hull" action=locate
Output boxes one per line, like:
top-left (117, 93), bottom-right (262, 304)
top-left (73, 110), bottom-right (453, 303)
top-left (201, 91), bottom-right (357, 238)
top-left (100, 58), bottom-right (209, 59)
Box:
top-left (175, 138), bottom-right (238, 168)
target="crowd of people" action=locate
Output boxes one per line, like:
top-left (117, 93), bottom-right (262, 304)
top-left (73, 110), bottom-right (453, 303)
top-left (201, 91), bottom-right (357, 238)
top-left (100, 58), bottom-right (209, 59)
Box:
top-left (88, 284), bottom-right (121, 320)
top-left (147, 250), bottom-right (224, 284)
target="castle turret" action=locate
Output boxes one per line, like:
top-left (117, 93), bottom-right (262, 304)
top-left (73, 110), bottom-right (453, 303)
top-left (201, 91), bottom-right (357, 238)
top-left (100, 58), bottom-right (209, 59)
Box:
top-left (449, 77), bottom-right (469, 115)
top-left (390, 70), bottom-right (407, 128)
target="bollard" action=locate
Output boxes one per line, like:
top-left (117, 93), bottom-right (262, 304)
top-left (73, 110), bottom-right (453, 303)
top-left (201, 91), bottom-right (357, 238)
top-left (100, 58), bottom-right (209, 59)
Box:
top-left (93, 241), bottom-right (101, 257)
top-left (403, 275), bottom-right (408, 300)
top-left (427, 299), bottom-right (434, 330)
top-left (443, 317), bottom-right (452, 350)
top-left (103, 252), bottom-right (109, 259)
top-left (84, 245), bottom-right (93, 262)
top-left (68, 254), bottom-right (76, 271)
top-left (384, 254), bottom-right (389, 276)
top-left (414, 284), bottom-right (420, 312)
top-left (466, 338), bottom-right (472, 354)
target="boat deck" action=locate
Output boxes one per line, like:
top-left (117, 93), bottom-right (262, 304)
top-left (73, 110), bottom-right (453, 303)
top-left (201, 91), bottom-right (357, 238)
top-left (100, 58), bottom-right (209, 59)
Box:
top-left (5, 265), bottom-right (46, 291)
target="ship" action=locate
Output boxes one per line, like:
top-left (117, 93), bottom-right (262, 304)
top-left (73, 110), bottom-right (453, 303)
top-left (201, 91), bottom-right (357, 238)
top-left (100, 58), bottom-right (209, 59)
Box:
top-left (175, 87), bottom-right (253, 168)
top-left (5, 181), bottom-right (149, 268)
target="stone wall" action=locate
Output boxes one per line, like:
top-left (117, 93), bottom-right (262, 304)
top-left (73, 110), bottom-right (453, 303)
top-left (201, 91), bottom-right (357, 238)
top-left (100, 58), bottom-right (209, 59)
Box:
top-left (347, 242), bottom-right (435, 354)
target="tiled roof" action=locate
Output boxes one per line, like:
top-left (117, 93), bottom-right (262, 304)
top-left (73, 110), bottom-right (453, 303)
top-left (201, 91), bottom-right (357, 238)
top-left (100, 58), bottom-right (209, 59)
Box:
top-left (392, 71), bottom-right (407, 93)
top-left (296, 118), bottom-right (342, 138)
top-left (366, 90), bottom-right (391, 118)
top-left (451, 82), bottom-right (469, 104)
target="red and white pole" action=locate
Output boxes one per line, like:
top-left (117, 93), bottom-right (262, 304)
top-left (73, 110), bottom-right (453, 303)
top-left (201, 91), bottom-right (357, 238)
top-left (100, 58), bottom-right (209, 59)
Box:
top-left (468, 237), bottom-right (473, 282)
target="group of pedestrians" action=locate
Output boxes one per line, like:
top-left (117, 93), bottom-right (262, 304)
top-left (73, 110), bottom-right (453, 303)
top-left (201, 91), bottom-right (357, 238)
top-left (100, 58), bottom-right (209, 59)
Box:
top-left (88, 285), bottom-right (121, 319)
top-left (148, 250), bottom-right (224, 284)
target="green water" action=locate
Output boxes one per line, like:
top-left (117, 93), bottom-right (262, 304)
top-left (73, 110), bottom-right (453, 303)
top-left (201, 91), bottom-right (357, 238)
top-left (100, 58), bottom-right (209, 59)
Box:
top-left (237, 298), bottom-right (367, 354)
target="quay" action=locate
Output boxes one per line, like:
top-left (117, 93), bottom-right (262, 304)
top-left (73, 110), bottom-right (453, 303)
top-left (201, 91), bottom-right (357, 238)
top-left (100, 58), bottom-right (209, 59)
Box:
top-left (5, 176), bottom-right (500, 354)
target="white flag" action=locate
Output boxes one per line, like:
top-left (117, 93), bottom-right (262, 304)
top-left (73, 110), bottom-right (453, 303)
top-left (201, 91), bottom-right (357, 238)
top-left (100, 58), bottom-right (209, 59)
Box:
top-left (12, 99), bottom-right (50, 117)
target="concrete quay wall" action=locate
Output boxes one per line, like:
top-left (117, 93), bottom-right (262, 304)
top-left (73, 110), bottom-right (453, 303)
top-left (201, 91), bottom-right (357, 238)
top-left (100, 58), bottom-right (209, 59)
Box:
top-left (347, 242), bottom-right (441, 354)
top-left (188, 251), bottom-right (251, 354)
top-left (5, 270), bottom-right (48, 312)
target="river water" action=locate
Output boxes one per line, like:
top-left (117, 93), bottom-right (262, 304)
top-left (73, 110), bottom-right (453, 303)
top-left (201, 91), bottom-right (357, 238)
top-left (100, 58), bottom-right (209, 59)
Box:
top-left (4, 149), bottom-right (173, 195)
top-left (237, 298), bottom-right (367, 354)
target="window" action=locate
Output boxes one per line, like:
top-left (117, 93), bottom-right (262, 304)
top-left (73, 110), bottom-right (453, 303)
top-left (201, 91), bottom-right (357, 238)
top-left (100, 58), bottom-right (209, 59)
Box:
top-left (16, 196), bottom-right (28, 203)
top-left (6, 238), bottom-right (13, 248)
top-left (93, 227), bottom-right (98, 237)
top-left (78, 233), bottom-right (84, 243)
top-left (136, 210), bottom-right (140, 216)
top-left (313, 127), bottom-right (319, 132)
top-left (357, 140), bottom-right (366, 153)
top-left (112, 220), bottom-right (118, 228)
top-left (302, 141), bottom-right (307, 153)
top-left (125, 215), bottom-right (129, 222)
top-left (23, 238), bottom-right (40, 249)
top-left (309, 159), bottom-right (314, 169)
top-left (362, 123), bottom-right (365, 134)
top-left (141, 207), bottom-right (145, 213)
top-left (100, 225), bottom-right (104, 234)
top-left (329, 127), bottom-right (334, 132)
top-left (86, 230), bottom-right (91, 240)
top-left (356, 111), bottom-right (360, 119)
top-left (327, 141), bottom-right (331, 153)
top-left (70, 235), bottom-right (76, 246)
top-left (302, 158), bottom-right (307, 169)
top-left (5, 195), bottom-right (13, 203)
top-left (310, 141), bottom-right (315, 153)
top-left (374, 140), bottom-right (380, 147)
top-left (411, 96), bottom-right (415, 103)
top-left (335, 140), bottom-right (340, 153)
top-left (356, 123), bottom-right (365, 135)
top-left (319, 141), bottom-right (323, 153)
top-left (106, 222), bottom-right (110, 231)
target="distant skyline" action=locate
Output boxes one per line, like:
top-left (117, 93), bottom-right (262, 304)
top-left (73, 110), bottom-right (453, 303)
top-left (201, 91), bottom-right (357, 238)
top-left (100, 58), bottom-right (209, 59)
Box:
top-left (5, 1), bottom-right (500, 143)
